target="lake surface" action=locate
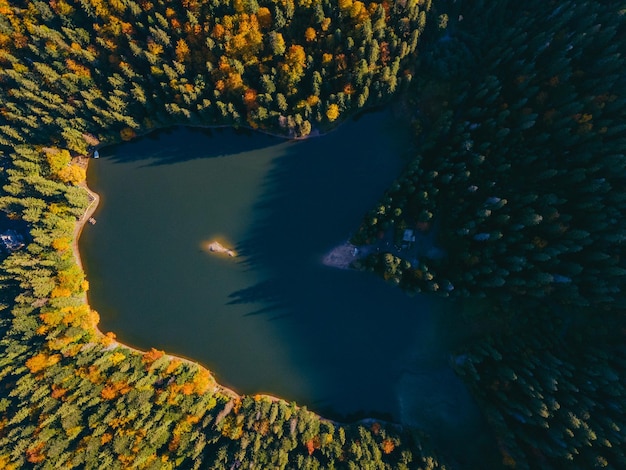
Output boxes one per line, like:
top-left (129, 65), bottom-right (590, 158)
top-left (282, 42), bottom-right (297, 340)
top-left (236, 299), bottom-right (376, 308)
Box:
top-left (81, 112), bottom-right (499, 467)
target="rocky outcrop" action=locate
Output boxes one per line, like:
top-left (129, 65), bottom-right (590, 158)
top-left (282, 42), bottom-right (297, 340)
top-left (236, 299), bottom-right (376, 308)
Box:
top-left (206, 241), bottom-right (237, 257)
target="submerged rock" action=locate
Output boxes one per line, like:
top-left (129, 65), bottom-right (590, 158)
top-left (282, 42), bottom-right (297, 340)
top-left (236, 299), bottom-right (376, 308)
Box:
top-left (323, 242), bottom-right (365, 269)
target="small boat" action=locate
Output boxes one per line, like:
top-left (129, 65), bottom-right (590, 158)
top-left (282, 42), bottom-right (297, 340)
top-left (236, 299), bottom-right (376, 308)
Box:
top-left (93, 150), bottom-right (100, 159)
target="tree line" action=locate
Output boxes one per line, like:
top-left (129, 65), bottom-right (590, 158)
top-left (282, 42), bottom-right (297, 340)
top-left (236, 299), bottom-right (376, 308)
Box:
top-left (0, 0), bottom-right (430, 144)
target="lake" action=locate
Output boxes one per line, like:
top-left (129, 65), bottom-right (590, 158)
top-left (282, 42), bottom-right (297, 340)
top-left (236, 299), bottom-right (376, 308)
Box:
top-left (80, 111), bottom-right (499, 467)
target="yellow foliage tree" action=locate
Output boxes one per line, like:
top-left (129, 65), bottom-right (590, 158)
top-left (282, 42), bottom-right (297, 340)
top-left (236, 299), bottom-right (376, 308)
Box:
top-left (286, 44), bottom-right (306, 70)
top-left (165, 358), bottom-right (182, 375)
top-left (57, 164), bottom-right (86, 184)
top-left (51, 237), bottom-right (71, 251)
top-left (50, 286), bottom-right (72, 298)
top-left (225, 72), bottom-right (244, 93)
top-left (147, 40), bottom-right (163, 56)
top-left (350, 1), bottom-right (368, 21)
top-left (45, 148), bottom-right (71, 175)
top-left (307, 95), bottom-right (320, 106)
top-left (57, 264), bottom-right (84, 293)
top-left (339, 0), bottom-right (353, 11)
top-left (326, 103), bottom-right (340, 121)
top-left (109, 351), bottom-right (126, 365)
top-left (60, 304), bottom-right (92, 327)
top-left (191, 368), bottom-right (213, 394)
top-left (281, 45), bottom-right (306, 89)
top-left (226, 14), bottom-right (263, 63)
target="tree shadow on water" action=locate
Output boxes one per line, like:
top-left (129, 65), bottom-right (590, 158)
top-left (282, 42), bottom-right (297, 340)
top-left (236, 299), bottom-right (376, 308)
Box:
top-left (226, 279), bottom-right (290, 318)
top-left (101, 126), bottom-right (282, 166)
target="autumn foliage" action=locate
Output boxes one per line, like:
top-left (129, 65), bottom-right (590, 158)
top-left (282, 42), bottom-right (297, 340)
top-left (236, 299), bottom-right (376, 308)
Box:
top-left (26, 353), bottom-right (61, 374)
top-left (142, 347), bottom-right (165, 365)
top-left (381, 438), bottom-right (395, 454)
top-left (326, 103), bottom-right (340, 121)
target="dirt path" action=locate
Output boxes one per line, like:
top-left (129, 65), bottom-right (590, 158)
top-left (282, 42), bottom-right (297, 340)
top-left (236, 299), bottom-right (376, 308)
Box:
top-left (72, 181), bottom-right (99, 273)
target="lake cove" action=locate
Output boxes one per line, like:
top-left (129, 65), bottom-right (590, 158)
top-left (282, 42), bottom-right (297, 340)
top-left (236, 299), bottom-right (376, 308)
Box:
top-left (80, 112), bottom-right (499, 467)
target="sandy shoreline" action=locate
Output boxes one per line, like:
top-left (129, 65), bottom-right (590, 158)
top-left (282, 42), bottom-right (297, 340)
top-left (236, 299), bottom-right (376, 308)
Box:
top-left (72, 181), bottom-right (100, 273)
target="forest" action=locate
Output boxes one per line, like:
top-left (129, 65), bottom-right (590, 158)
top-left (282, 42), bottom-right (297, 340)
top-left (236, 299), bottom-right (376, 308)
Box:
top-left (0, 0), bottom-right (624, 468)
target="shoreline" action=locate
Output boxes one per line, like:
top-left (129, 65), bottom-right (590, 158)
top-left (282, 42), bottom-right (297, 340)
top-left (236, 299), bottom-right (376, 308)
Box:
top-left (72, 176), bottom-right (100, 274)
top-left (91, 100), bottom-right (402, 155)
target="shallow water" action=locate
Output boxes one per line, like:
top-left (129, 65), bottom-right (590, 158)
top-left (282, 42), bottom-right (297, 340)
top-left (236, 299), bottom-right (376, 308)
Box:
top-left (80, 112), bottom-right (499, 467)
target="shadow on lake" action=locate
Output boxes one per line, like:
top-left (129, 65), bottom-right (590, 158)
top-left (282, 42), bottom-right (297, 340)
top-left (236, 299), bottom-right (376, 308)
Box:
top-left (102, 126), bottom-right (280, 167)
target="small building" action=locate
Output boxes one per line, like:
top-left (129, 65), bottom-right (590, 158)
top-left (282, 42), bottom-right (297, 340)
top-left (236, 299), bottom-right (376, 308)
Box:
top-left (402, 229), bottom-right (416, 243)
top-left (93, 150), bottom-right (100, 159)
top-left (1, 230), bottom-right (25, 251)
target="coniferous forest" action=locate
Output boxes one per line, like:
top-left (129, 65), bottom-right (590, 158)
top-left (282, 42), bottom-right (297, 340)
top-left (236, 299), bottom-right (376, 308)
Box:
top-left (0, 0), bottom-right (624, 469)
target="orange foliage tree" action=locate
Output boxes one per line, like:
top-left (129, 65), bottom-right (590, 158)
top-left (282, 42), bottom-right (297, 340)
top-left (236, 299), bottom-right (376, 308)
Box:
top-left (381, 438), bottom-right (396, 454)
top-left (26, 352), bottom-right (61, 374)
top-left (142, 347), bottom-right (165, 365)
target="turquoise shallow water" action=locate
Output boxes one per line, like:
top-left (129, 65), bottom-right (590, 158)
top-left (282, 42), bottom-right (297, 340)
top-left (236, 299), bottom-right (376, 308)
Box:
top-left (80, 112), bottom-right (498, 467)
